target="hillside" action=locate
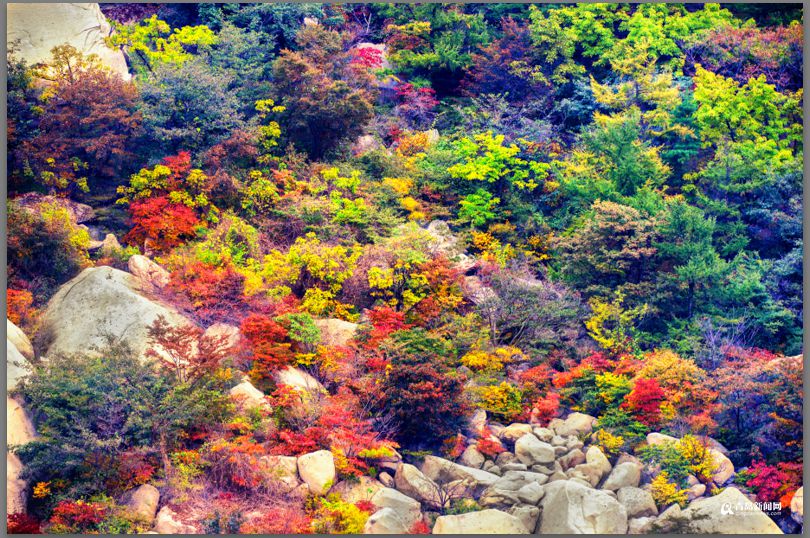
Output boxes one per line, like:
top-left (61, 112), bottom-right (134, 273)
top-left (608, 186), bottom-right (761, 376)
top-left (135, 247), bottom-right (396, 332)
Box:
top-left (6, 3), bottom-right (804, 535)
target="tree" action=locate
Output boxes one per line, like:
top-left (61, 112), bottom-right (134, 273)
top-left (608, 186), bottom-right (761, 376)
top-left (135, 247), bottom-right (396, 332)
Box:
top-left (14, 342), bottom-right (231, 499)
top-left (553, 200), bottom-right (660, 303)
top-left (463, 18), bottom-right (551, 105)
top-left (138, 59), bottom-right (245, 154)
top-left (380, 329), bottom-right (468, 447)
top-left (272, 25), bottom-right (375, 158)
top-left (21, 46), bottom-right (143, 193)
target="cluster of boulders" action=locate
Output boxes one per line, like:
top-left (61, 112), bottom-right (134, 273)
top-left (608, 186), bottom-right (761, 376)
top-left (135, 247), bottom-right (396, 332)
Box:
top-left (348, 412), bottom-right (787, 534)
top-left (5, 249), bottom-right (801, 535)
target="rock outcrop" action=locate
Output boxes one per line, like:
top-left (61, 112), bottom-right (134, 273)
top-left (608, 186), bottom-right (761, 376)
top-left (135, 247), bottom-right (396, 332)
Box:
top-left (7, 3), bottom-right (129, 79)
top-left (7, 397), bottom-right (37, 515)
top-left (35, 266), bottom-right (189, 361)
top-left (8, 319), bottom-right (34, 361)
top-left (313, 318), bottom-right (357, 347)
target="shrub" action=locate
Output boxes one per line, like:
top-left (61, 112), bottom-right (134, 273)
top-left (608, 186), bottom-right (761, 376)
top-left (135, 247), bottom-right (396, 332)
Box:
top-left (743, 460), bottom-right (802, 504)
top-left (381, 330), bottom-right (469, 447)
top-left (240, 313), bottom-right (294, 380)
top-left (650, 472), bottom-right (688, 507)
top-left (476, 382), bottom-right (525, 422)
top-left (47, 500), bottom-right (108, 533)
top-left (7, 288), bottom-right (35, 326)
top-left (240, 505), bottom-right (313, 534)
top-left (622, 378), bottom-right (665, 427)
top-left (594, 429), bottom-right (625, 458)
top-left (124, 195), bottom-right (201, 253)
top-left (309, 494), bottom-right (370, 534)
top-left (7, 513), bottom-right (42, 534)
top-left (7, 200), bottom-right (91, 297)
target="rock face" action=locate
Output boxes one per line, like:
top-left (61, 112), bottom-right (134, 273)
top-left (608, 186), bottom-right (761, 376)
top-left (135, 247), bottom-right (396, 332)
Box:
top-left (432, 509), bottom-right (529, 534)
top-left (8, 319), bottom-right (34, 361)
top-left (419, 455), bottom-right (499, 496)
top-left (656, 487), bottom-right (782, 534)
top-left (7, 3), bottom-right (129, 79)
top-left (297, 450), bottom-right (336, 496)
top-left (7, 332), bottom-right (31, 392)
top-left (540, 479), bottom-right (628, 534)
top-left (7, 397), bottom-right (37, 515)
top-left (313, 318), bottom-right (357, 346)
top-left (122, 484), bottom-right (160, 523)
top-left (35, 266), bottom-right (188, 361)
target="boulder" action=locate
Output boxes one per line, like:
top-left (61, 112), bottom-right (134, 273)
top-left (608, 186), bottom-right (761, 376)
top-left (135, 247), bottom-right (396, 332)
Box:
top-left (395, 463), bottom-right (443, 508)
top-left (313, 318), bottom-right (357, 346)
top-left (261, 455), bottom-right (300, 491)
top-left (531, 427), bottom-right (554, 443)
top-left (128, 255), bottom-right (171, 289)
top-left (12, 193), bottom-right (94, 224)
top-left (8, 397), bottom-right (37, 447)
top-left (617, 487), bottom-right (658, 518)
top-left (364, 507), bottom-right (409, 534)
top-left (122, 484), bottom-right (160, 523)
top-left (509, 504), bottom-right (541, 533)
top-left (569, 463), bottom-right (603, 488)
top-left (516, 482), bottom-right (545, 505)
top-left (628, 516), bottom-right (656, 534)
top-left (459, 445), bottom-right (485, 469)
top-left (419, 455), bottom-right (499, 494)
top-left (466, 409), bottom-right (487, 437)
top-left (228, 380), bottom-right (270, 411)
top-left (7, 3), bottom-right (130, 79)
top-left (97, 233), bottom-right (123, 257)
top-left (646, 432), bottom-right (678, 446)
top-left (274, 366), bottom-right (326, 394)
top-left (379, 472), bottom-right (394, 488)
top-left (709, 448), bottom-right (735, 485)
top-left (540, 480), bottom-right (628, 534)
top-left (601, 461), bottom-right (642, 491)
top-left (297, 450), bottom-right (336, 496)
top-left (153, 506), bottom-right (195, 534)
top-left (657, 487), bottom-right (782, 534)
top-left (686, 483), bottom-right (706, 500)
top-left (499, 423), bottom-right (534, 444)
top-left (585, 446), bottom-right (612, 477)
top-left (35, 267), bottom-right (188, 361)
top-left (432, 509), bottom-right (529, 534)
top-left (7, 396), bottom-right (37, 513)
top-left (353, 135), bottom-right (382, 156)
top-left (553, 413), bottom-right (596, 437)
top-left (559, 448), bottom-right (586, 470)
top-left (514, 434), bottom-right (555, 466)
top-left (791, 487), bottom-right (803, 524)
top-left (7, 319), bottom-right (34, 361)
top-left (203, 323), bottom-right (242, 351)
top-left (370, 488), bottom-right (421, 528)
top-left (330, 476), bottom-right (383, 504)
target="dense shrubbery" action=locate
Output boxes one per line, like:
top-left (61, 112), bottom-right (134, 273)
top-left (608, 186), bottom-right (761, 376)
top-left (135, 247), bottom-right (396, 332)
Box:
top-left (7, 2), bottom-right (802, 532)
